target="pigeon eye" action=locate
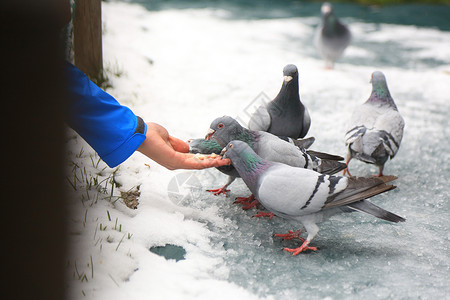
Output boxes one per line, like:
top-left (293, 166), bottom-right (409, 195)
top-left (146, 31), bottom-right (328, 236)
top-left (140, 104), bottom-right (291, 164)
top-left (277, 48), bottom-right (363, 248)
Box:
top-left (229, 143), bottom-right (233, 149)
top-left (218, 123), bottom-right (224, 129)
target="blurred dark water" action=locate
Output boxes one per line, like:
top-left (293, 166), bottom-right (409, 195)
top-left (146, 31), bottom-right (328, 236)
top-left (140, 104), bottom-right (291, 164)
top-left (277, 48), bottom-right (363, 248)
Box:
top-left (125, 0), bottom-right (450, 30)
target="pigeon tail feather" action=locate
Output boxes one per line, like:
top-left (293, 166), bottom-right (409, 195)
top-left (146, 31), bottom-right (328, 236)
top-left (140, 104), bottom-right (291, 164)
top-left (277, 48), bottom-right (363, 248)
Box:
top-left (324, 176), bottom-right (397, 209)
top-left (307, 150), bottom-right (344, 161)
top-left (290, 137), bottom-right (315, 149)
top-left (317, 160), bottom-right (347, 175)
top-left (347, 200), bottom-right (405, 223)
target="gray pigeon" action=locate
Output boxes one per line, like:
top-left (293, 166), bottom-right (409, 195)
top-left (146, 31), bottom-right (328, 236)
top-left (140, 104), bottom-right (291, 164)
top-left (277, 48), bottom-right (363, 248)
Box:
top-left (221, 140), bottom-right (405, 255)
top-left (344, 71), bottom-right (405, 177)
top-left (205, 116), bottom-right (345, 208)
top-left (314, 2), bottom-right (351, 69)
top-left (188, 136), bottom-right (316, 197)
top-left (248, 64), bottom-right (311, 139)
top-left (206, 116), bottom-right (346, 175)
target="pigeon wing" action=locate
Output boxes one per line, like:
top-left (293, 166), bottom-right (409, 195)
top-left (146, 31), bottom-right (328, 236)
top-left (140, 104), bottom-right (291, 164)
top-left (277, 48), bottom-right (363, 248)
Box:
top-left (299, 105), bottom-right (311, 138)
top-left (256, 165), bottom-right (335, 217)
top-left (248, 103), bottom-right (271, 132)
top-left (324, 175), bottom-right (397, 209)
top-left (256, 132), bottom-right (308, 167)
top-left (372, 109), bottom-right (405, 158)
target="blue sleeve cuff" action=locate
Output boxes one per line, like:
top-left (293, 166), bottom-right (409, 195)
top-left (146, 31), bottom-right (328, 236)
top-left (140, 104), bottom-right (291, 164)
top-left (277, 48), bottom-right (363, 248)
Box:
top-left (101, 120), bottom-right (147, 167)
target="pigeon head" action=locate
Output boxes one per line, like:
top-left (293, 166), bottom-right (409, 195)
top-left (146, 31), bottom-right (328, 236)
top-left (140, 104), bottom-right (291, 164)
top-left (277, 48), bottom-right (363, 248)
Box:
top-left (368, 71), bottom-right (395, 107)
top-left (205, 116), bottom-right (244, 147)
top-left (221, 140), bottom-right (263, 168)
top-left (221, 140), bottom-right (271, 185)
top-left (220, 140), bottom-right (250, 161)
top-left (187, 138), bottom-right (222, 154)
top-left (321, 2), bottom-right (333, 16)
top-left (370, 71), bottom-right (387, 85)
top-left (282, 64), bottom-right (299, 83)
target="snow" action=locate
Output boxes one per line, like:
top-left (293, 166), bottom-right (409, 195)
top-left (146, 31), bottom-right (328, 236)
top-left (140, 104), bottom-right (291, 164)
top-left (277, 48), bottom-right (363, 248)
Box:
top-left (65, 1), bottom-right (450, 299)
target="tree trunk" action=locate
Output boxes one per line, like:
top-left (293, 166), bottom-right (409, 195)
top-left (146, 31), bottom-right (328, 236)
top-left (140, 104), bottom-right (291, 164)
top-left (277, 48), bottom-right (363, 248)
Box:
top-left (73, 0), bottom-right (103, 82)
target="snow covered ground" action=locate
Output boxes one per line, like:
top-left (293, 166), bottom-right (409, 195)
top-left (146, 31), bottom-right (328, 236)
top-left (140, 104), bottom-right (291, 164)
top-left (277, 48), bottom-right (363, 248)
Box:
top-left (65, 1), bottom-right (450, 299)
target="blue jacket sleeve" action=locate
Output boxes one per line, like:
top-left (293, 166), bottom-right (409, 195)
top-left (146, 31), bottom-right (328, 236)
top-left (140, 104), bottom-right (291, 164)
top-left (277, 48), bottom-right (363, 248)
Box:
top-left (66, 62), bottom-right (147, 167)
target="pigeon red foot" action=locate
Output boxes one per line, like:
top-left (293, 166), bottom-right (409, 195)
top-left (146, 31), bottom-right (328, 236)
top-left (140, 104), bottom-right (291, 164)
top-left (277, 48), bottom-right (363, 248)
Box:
top-left (283, 240), bottom-right (318, 255)
top-left (343, 167), bottom-right (351, 176)
top-left (274, 229), bottom-right (304, 241)
top-left (207, 186), bottom-right (230, 196)
top-left (253, 212), bottom-right (274, 219)
top-left (234, 194), bottom-right (260, 210)
top-left (343, 157), bottom-right (352, 176)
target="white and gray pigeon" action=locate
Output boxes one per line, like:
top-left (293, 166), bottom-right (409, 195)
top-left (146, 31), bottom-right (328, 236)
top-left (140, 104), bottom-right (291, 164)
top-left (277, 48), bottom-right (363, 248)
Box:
top-left (344, 71), bottom-right (405, 177)
top-left (221, 140), bottom-right (405, 255)
top-left (205, 116), bottom-right (346, 204)
top-left (314, 2), bottom-right (351, 69)
top-left (248, 64), bottom-right (311, 139)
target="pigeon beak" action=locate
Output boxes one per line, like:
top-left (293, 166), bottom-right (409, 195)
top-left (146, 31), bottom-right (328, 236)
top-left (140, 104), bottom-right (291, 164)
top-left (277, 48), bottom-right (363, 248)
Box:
top-left (205, 129), bottom-right (215, 141)
top-left (283, 75), bottom-right (293, 83)
top-left (220, 147), bottom-right (227, 156)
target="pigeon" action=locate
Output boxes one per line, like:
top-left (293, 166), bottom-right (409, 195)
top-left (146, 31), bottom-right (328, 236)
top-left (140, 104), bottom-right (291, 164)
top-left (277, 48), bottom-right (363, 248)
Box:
top-left (248, 64), bottom-right (311, 139)
top-left (188, 136), bottom-right (316, 197)
top-left (314, 2), bottom-right (351, 69)
top-left (206, 116), bottom-right (346, 175)
top-left (205, 116), bottom-right (346, 208)
top-left (221, 140), bottom-right (405, 255)
top-left (344, 71), bottom-right (405, 177)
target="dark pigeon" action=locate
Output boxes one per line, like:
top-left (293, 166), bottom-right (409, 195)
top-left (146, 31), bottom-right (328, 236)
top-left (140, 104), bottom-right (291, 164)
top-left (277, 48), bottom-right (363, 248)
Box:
top-left (314, 2), bottom-right (351, 69)
top-left (248, 64), bottom-right (311, 139)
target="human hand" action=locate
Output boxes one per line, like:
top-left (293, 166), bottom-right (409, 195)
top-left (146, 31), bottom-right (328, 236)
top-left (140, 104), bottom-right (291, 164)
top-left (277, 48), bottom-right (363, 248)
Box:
top-left (137, 122), bottom-right (231, 170)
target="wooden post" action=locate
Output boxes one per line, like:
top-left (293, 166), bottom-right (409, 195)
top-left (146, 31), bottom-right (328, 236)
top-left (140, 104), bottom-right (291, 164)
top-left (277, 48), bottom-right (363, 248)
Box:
top-left (73, 0), bottom-right (103, 82)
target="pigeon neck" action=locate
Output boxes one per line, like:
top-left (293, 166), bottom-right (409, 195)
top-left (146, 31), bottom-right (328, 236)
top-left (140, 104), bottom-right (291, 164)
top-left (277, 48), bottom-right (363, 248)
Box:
top-left (368, 81), bottom-right (397, 109)
top-left (236, 128), bottom-right (259, 148)
top-left (201, 140), bottom-right (222, 154)
top-left (274, 79), bottom-right (300, 108)
top-left (232, 149), bottom-right (271, 191)
top-left (324, 14), bottom-right (337, 29)
top-left (323, 13), bottom-right (346, 36)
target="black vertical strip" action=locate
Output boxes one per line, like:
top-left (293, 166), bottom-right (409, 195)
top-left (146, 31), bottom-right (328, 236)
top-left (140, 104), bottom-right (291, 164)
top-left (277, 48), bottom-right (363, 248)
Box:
top-left (328, 176), bottom-right (342, 194)
top-left (301, 174), bottom-right (326, 210)
top-left (302, 151), bottom-right (309, 169)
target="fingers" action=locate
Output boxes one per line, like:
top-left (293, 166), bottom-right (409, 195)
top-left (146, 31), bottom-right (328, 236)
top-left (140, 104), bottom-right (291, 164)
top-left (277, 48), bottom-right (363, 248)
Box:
top-left (207, 157), bottom-right (231, 168)
top-left (186, 154), bottom-right (231, 170)
top-left (168, 136), bottom-right (190, 153)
